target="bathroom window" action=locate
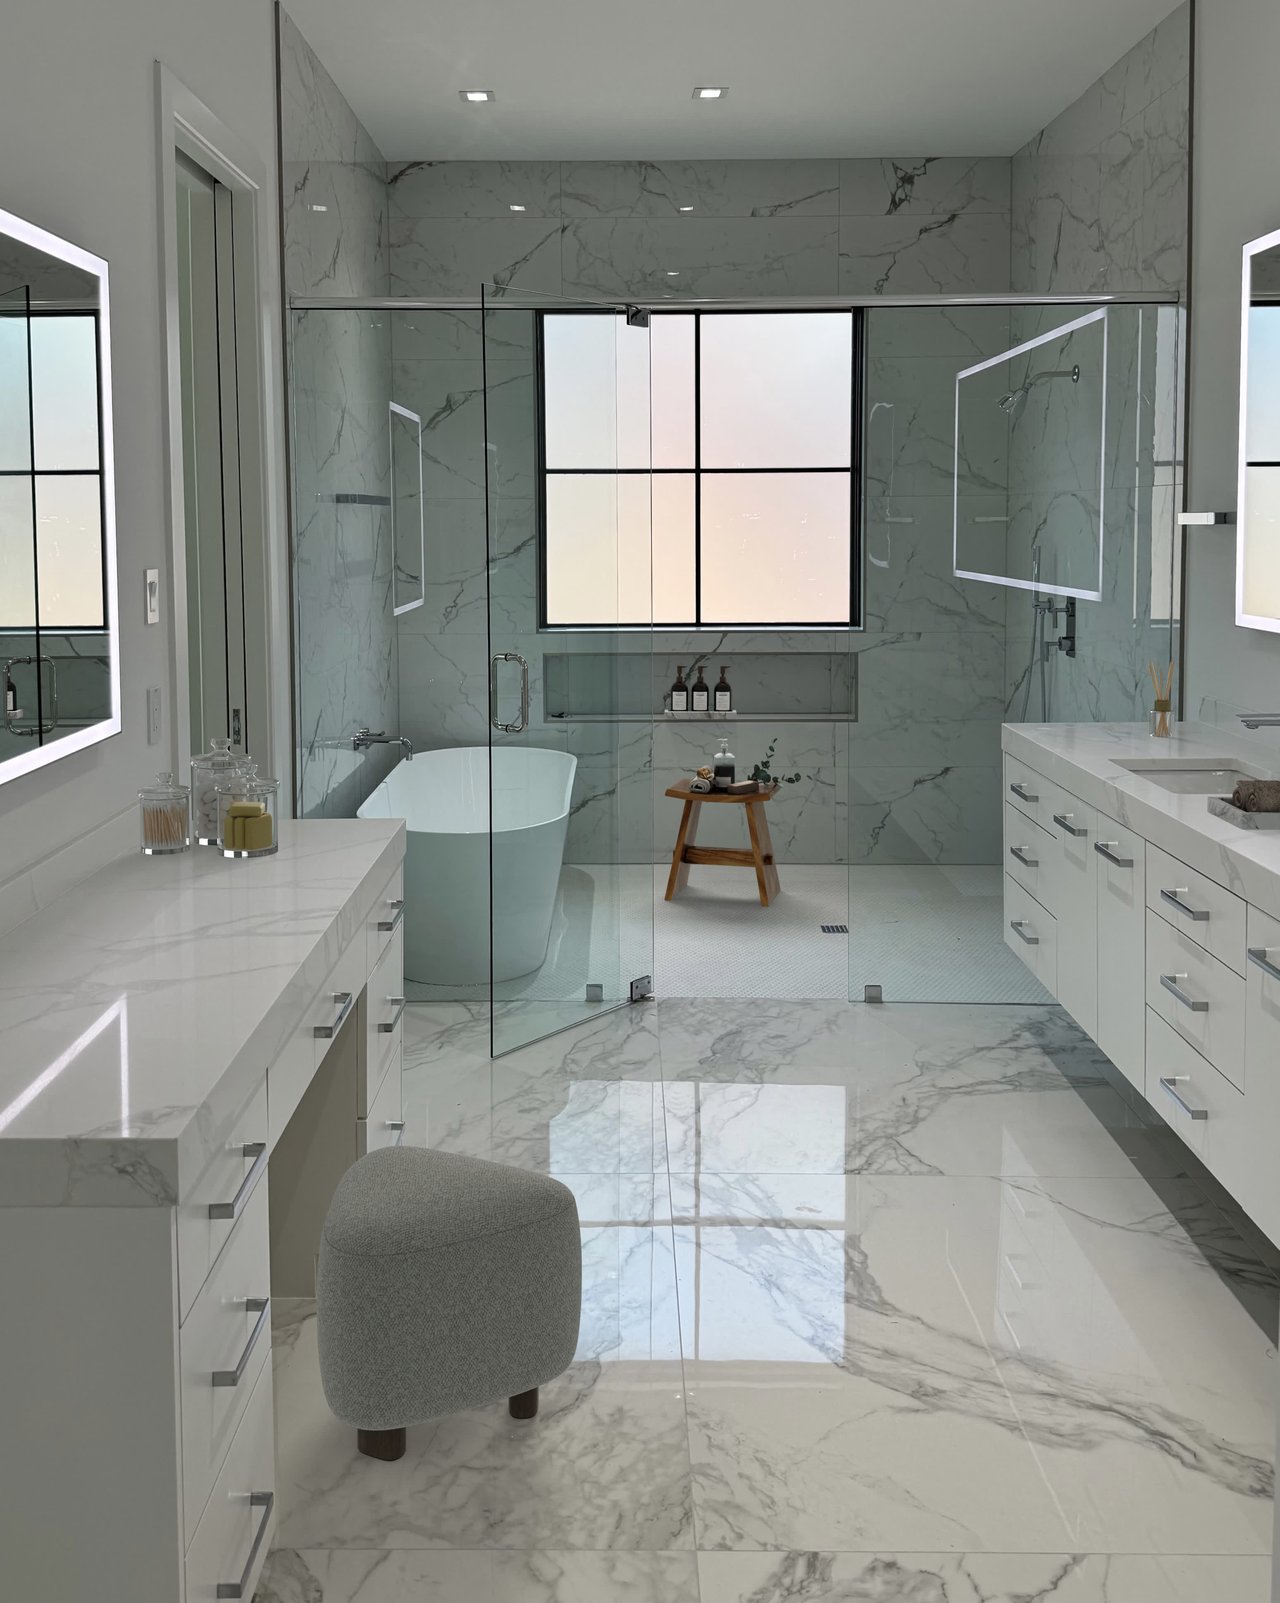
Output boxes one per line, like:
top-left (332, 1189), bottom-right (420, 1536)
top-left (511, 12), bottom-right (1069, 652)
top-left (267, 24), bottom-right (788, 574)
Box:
top-left (538, 310), bottom-right (861, 628)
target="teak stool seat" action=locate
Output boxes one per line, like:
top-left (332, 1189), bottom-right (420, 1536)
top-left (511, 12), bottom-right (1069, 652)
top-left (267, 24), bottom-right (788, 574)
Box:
top-left (663, 781), bottom-right (781, 906)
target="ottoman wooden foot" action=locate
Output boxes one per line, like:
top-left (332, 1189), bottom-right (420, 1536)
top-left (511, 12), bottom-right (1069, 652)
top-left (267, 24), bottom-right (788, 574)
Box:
top-left (358, 1426), bottom-right (406, 1461)
top-left (509, 1387), bottom-right (539, 1420)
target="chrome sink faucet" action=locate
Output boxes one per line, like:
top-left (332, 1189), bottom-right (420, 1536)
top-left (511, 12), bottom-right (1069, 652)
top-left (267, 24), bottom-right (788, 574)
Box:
top-left (1239, 714), bottom-right (1280, 729)
top-left (353, 727), bottom-right (414, 760)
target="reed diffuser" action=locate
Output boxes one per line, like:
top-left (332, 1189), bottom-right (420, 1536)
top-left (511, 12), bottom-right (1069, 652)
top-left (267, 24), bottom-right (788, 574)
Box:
top-left (1148, 661), bottom-right (1175, 738)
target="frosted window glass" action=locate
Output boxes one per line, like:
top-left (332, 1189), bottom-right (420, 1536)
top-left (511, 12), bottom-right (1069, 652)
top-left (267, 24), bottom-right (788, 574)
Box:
top-left (700, 473), bottom-right (849, 624)
top-left (0, 310), bottom-right (32, 472)
top-left (31, 315), bottom-right (99, 471)
top-left (545, 473), bottom-right (694, 625)
top-left (1242, 465), bottom-right (1280, 621)
top-left (0, 476), bottom-right (36, 628)
top-left (35, 474), bottom-right (103, 627)
top-left (544, 315), bottom-right (650, 469)
top-left (700, 313), bottom-right (851, 469)
top-left (650, 315), bottom-right (694, 468)
top-left (1246, 307), bottom-right (1280, 462)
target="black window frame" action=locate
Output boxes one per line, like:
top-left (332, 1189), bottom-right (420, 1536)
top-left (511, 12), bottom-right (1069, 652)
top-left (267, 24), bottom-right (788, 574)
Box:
top-left (535, 307), bottom-right (864, 631)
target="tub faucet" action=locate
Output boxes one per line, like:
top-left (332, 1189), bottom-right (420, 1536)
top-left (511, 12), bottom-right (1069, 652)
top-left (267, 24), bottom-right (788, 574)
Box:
top-left (354, 727), bottom-right (414, 760)
top-left (1239, 714), bottom-right (1280, 729)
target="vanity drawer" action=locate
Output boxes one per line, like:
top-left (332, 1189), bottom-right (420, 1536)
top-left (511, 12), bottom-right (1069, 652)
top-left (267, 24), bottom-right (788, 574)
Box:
top-left (180, 1178), bottom-right (271, 1548)
top-left (1005, 754), bottom-right (1048, 830)
top-left (1145, 1009), bottom-right (1250, 1191)
top-left (1145, 908), bottom-right (1245, 1088)
top-left (185, 1358), bottom-right (275, 1603)
top-left (1003, 875), bottom-right (1057, 994)
top-left (1095, 812), bottom-right (1147, 1095)
top-left (362, 920), bottom-right (405, 1116)
top-left (177, 1074), bottom-right (269, 1322)
top-left (269, 935), bottom-right (366, 1147)
top-left (359, 1046), bottom-right (405, 1156)
top-left (1145, 843), bottom-right (1246, 975)
top-left (1003, 805), bottom-right (1058, 906)
top-left (367, 863), bottom-right (406, 976)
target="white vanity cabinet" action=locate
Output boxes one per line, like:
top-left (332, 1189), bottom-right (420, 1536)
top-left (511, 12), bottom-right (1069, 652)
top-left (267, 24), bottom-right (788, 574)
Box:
top-left (1042, 778), bottom-right (1098, 1037)
top-left (1093, 811), bottom-right (1146, 1093)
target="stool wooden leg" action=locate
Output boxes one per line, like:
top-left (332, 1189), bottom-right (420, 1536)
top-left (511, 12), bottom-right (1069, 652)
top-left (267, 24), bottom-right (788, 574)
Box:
top-left (664, 799), bottom-right (701, 900)
top-left (358, 1426), bottom-right (406, 1461)
top-left (744, 802), bottom-right (777, 907)
top-left (509, 1387), bottom-right (539, 1420)
top-left (755, 803), bottom-right (781, 902)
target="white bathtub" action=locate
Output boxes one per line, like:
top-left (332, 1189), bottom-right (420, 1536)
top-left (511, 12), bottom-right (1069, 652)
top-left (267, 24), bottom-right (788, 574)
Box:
top-left (357, 746), bottom-right (577, 986)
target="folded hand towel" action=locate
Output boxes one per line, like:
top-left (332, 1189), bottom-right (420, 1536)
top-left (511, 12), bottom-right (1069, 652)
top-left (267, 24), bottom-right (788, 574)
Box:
top-left (1232, 779), bottom-right (1280, 813)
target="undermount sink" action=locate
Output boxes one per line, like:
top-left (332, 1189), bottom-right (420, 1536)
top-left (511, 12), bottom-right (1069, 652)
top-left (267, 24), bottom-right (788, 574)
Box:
top-left (1112, 757), bottom-right (1273, 794)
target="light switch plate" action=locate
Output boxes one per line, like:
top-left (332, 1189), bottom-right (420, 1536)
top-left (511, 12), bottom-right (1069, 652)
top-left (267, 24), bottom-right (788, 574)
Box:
top-left (147, 686), bottom-right (162, 745)
top-left (144, 569), bottom-right (160, 625)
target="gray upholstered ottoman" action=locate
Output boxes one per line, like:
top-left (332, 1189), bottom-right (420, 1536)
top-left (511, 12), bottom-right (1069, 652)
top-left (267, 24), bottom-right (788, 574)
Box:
top-left (316, 1145), bottom-right (582, 1462)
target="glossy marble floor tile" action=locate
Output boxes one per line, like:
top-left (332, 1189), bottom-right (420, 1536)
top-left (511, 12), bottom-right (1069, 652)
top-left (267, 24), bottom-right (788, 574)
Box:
top-left (259, 1548), bottom-right (700, 1601)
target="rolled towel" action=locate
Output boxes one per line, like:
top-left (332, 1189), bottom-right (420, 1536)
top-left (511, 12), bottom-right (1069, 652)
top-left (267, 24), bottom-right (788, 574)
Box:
top-left (687, 775), bottom-right (713, 793)
top-left (1232, 779), bottom-right (1280, 813)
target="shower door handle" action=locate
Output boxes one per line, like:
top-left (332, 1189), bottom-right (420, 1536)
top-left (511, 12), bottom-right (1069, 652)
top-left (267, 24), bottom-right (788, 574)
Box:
top-left (490, 652), bottom-right (529, 735)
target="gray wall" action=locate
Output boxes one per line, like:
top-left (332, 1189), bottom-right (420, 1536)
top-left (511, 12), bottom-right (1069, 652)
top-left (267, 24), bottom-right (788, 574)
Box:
top-left (1182, 0), bottom-right (1280, 727)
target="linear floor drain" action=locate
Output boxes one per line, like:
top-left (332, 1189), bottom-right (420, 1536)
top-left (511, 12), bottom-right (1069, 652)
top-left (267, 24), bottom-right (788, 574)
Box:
top-left (821, 923), bottom-right (849, 934)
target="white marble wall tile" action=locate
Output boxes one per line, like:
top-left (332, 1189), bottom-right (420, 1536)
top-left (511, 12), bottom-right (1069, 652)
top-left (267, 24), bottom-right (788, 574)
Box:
top-left (839, 212), bottom-right (1011, 296)
top-left (845, 761), bottom-right (1002, 863)
top-left (863, 495), bottom-right (1006, 633)
top-left (839, 157), bottom-right (1009, 217)
top-left (388, 160), bottom-right (562, 217)
top-left (560, 160), bottom-right (840, 218)
top-left (391, 217), bottom-right (564, 297)
top-left (562, 218), bottom-right (839, 299)
top-left (865, 353), bottom-right (1006, 499)
top-left (1140, 84), bottom-right (1191, 292)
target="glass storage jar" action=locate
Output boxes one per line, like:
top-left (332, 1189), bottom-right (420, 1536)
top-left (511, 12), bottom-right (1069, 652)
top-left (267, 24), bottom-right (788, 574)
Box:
top-left (216, 765), bottom-right (280, 858)
top-left (139, 773), bottom-right (191, 855)
top-left (189, 736), bottom-right (245, 845)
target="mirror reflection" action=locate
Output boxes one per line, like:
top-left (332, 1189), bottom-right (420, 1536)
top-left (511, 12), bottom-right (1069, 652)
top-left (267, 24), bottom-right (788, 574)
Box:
top-left (1238, 233), bottom-right (1280, 628)
top-left (389, 401), bottom-right (424, 616)
top-left (0, 210), bottom-right (116, 779)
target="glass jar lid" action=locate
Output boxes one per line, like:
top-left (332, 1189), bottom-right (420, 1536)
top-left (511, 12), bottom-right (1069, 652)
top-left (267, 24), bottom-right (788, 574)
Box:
top-left (140, 771), bottom-right (189, 803)
top-left (190, 735), bottom-right (241, 770)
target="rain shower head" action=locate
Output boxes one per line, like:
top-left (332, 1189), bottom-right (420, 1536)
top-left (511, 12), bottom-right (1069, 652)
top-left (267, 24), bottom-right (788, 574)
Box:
top-left (997, 363), bottom-right (1081, 415)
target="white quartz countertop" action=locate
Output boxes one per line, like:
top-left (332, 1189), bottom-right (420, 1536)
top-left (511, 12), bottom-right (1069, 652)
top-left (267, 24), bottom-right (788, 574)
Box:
top-left (1003, 720), bottom-right (1280, 923)
top-left (0, 819), bottom-right (404, 1208)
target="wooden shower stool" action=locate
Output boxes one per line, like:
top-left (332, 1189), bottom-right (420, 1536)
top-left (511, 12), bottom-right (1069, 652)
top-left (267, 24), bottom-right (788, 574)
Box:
top-left (663, 781), bottom-right (781, 906)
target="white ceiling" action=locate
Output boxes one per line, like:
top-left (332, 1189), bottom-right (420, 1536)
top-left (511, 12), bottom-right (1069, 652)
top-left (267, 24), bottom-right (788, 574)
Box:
top-left (285, 0), bottom-right (1181, 162)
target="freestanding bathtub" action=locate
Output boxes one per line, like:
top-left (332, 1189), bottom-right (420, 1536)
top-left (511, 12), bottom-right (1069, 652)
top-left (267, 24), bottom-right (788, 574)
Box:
top-left (358, 746), bottom-right (577, 986)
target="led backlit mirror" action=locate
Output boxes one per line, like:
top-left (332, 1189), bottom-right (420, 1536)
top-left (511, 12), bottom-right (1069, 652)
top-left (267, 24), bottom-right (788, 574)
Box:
top-left (954, 307), bottom-right (1108, 601)
top-left (0, 206), bottom-right (118, 783)
top-left (1236, 227), bottom-right (1280, 630)
top-left (389, 402), bottom-right (424, 616)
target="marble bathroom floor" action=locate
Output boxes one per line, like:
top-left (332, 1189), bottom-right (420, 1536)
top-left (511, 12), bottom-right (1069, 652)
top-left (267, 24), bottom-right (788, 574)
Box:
top-left (260, 1000), bottom-right (1277, 1603)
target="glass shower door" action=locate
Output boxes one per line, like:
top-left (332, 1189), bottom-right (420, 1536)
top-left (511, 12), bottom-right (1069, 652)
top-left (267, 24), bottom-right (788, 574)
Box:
top-left (482, 287), bottom-right (655, 1056)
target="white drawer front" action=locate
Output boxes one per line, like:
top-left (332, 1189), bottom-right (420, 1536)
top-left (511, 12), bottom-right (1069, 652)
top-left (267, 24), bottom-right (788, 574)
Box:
top-left (180, 1176), bottom-right (271, 1548)
top-left (1145, 908), bottom-right (1245, 1089)
top-left (362, 920), bottom-right (405, 1116)
top-left (1003, 804), bottom-right (1058, 907)
top-left (1243, 907), bottom-right (1280, 1245)
top-left (1094, 812), bottom-right (1146, 1094)
top-left (367, 863), bottom-right (406, 976)
top-left (1004, 753), bottom-right (1048, 831)
top-left (177, 1075), bottom-right (268, 1322)
top-left (1146, 1009), bottom-right (1251, 1194)
top-left (360, 1046), bottom-right (405, 1156)
top-left (185, 1358), bottom-right (275, 1603)
top-left (1004, 875), bottom-right (1057, 994)
top-left (268, 933), bottom-right (365, 1148)
top-left (1145, 843), bottom-right (1246, 976)
top-left (1041, 779), bottom-right (1097, 1036)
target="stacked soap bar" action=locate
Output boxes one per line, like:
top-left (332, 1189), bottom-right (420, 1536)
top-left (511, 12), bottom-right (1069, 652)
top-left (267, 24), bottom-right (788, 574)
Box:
top-left (224, 801), bottom-right (274, 853)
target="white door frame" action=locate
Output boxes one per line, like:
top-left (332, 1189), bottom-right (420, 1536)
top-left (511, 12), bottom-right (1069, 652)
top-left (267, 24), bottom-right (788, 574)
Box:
top-left (155, 63), bottom-right (291, 799)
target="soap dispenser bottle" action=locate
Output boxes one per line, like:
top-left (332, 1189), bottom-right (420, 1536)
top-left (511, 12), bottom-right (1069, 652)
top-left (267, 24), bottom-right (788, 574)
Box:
top-left (670, 666), bottom-right (689, 713)
top-left (690, 666), bottom-right (710, 712)
top-left (714, 665), bottom-right (733, 713)
top-left (713, 737), bottom-right (736, 790)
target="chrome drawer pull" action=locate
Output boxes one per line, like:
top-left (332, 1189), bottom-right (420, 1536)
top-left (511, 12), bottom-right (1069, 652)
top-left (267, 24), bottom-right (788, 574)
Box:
top-left (212, 1297), bottom-right (271, 1388)
top-left (1094, 841), bottom-right (1134, 867)
top-left (1160, 887), bottom-right (1210, 922)
top-left (385, 1119), bottom-right (407, 1147)
top-left (1248, 946), bottom-right (1280, 982)
top-left (1053, 811), bottom-right (1087, 837)
top-left (1159, 1075), bottom-right (1209, 1121)
top-left (1009, 919), bottom-right (1039, 946)
top-left (315, 991), bottom-right (354, 1040)
top-left (208, 1143), bottom-right (267, 1221)
top-left (1009, 781), bottom-right (1038, 803)
top-left (378, 996), bottom-right (408, 1034)
top-left (215, 1489), bottom-right (274, 1598)
top-left (377, 898), bottom-right (406, 934)
top-left (1009, 845), bottom-right (1039, 867)
top-left (1160, 972), bottom-right (1209, 1012)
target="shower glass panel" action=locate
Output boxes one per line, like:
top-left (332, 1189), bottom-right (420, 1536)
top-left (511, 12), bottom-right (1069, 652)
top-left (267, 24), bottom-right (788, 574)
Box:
top-left (852, 298), bottom-right (1182, 1004)
top-left (482, 287), bottom-right (655, 1058)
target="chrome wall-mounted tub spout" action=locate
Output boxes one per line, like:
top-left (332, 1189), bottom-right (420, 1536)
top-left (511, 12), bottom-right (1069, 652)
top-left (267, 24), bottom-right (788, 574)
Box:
top-left (353, 727), bottom-right (414, 760)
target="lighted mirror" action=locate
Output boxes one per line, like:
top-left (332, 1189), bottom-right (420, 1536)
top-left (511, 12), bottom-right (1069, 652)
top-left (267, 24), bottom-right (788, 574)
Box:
top-left (389, 401), bottom-right (424, 616)
top-left (1236, 226), bottom-right (1280, 630)
top-left (0, 206), bottom-right (118, 783)
top-left (954, 307), bottom-right (1108, 601)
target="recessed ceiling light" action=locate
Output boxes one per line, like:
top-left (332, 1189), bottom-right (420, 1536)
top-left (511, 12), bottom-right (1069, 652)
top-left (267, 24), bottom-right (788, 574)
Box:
top-left (309, 204), bottom-right (328, 213)
top-left (666, 270), bottom-right (680, 277)
top-left (678, 205), bottom-right (694, 213)
top-left (509, 203), bottom-right (526, 212)
top-left (460, 89), bottom-right (495, 103)
top-left (693, 86), bottom-right (727, 100)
